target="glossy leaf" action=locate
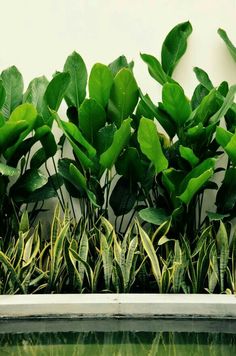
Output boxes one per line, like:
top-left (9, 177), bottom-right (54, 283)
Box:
top-left (89, 63), bottom-right (113, 107)
top-left (179, 145), bottom-right (199, 167)
top-left (140, 53), bottom-right (169, 85)
top-left (110, 177), bottom-right (138, 216)
top-left (192, 89), bottom-right (222, 125)
top-left (218, 28), bottom-right (236, 62)
top-left (216, 126), bottom-right (236, 165)
top-left (108, 68), bottom-right (138, 127)
top-left (139, 207), bottom-right (169, 225)
top-left (138, 117), bottom-right (168, 174)
top-left (63, 51), bottom-right (87, 108)
top-left (193, 67), bottom-right (214, 91)
top-left (161, 21), bottom-right (192, 76)
top-left (100, 118), bottom-right (132, 170)
top-left (216, 168), bottom-right (236, 212)
top-left (79, 98), bottom-right (106, 143)
top-left (0, 79), bottom-right (6, 109)
top-left (94, 124), bottom-right (116, 154)
top-left (108, 55), bottom-right (131, 76)
top-left (1, 66), bottom-right (23, 118)
top-left (44, 72), bottom-right (70, 113)
top-left (209, 85), bottom-right (236, 124)
top-left (0, 162), bottom-right (19, 177)
top-left (11, 169), bottom-right (48, 196)
top-left (4, 103), bottom-right (38, 160)
top-left (162, 83), bottom-right (191, 126)
top-left (23, 76), bottom-right (49, 114)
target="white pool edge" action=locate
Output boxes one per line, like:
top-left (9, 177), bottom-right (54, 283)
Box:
top-left (0, 294), bottom-right (236, 319)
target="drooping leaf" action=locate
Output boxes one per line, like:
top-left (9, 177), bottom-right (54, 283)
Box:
top-left (108, 68), bottom-right (138, 127)
top-left (161, 21), bottom-right (192, 76)
top-left (162, 83), bottom-right (191, 126)
top-left (139, 207), bottom-right (169, 225)
top-left (79, 98), bottom-right (106, 143)
top-left (10, 169), bottom-right (48, 196)
top-left (138, 117), bottom-right (168, 174)
top-left (218, 28), bottom-right (236, 62)
top-left (1, 66), bottom-right (23, 118)
top-left (4, 103), bottom-right (38, 160)
top-left (140, 53), bottom-right (169, 85)
top-left (63, 51), bottom-right (87, 108)
top-left (191, 84), bottom-right (209, 110)
top-left (89, 63), bottom-right (113, 107)
top-left (110, 176), bottom-right (138, 216)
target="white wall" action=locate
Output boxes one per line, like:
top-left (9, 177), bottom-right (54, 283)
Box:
top-left (0, 0), bottom-right (236, 102)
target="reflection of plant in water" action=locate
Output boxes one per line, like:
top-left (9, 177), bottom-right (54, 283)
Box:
top-left (0, 331), bottom-right (236, 355)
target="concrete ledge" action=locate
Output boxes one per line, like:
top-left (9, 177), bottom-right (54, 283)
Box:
top-left (0, 294), bottom-right (236, 319)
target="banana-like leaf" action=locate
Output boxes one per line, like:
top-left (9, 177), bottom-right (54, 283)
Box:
top-left (161, 21), bottom-right (192, 76)
top-left (218, 28), bottom-right (236, 62)
top-left (138, 117), bottom-right (168, 174)
top-left (89, 63), bottom-right (113, 107)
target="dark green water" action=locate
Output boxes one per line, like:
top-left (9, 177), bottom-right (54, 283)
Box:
top-left (1, 331), bottom-right (236, 355)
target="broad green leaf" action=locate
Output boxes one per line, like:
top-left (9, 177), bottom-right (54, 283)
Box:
top-left (23, 76), bottom-right (49, 114)
top-left (216, 168), bottom-right (236, 212)
top-left (108, 55), bottom-right (131, 76)
top-left (79, 98), bottom-right (106, 143)
top-left (139, 90), bottom-right (177, 138)
top-left (4, 103), bottom-right (38, 160)
top-left (138, 117), bottom-right (168, 174)
top-left (218, 28), bottom-right (236, 62)
top-left (207, 211), bottom-right (230, 221)
top-left (139, 208), bottom-right (169, 225)
top-left (53, 111), bottom-right (96, 170)
top-left (140, 53), bottom-right (169, 85)
top-left (43, 72), bottom-right (70, 116)
top-left (110, 177), bottom-right (138, 216)
top-left (192, 89), bottom-right (222, 125)
top-left (162, 83), bottom-right (191, 125)
top-left (0, 79), bottom-right (6, 109)
top-left (216, 126), bottom-right (236, 165)
top-left (161, 21), bottom-right (192, 76)
top-left (0, 162), bottom-right (19, 176)
top-left (108, 68), bottom-right (139, 127)
top-left (179, 169), bottom-right (214, 205)
top-left (63, 51), bottom-right (87, 108)
top-left (10, 169), bottom-right (47, 194)
top-left (191, 84), bottom-right (209, 110)
top-left (15, 174), bottom-right (63, 203)
top-left (136, 221), bottom-right (162, 291)
top-left (89, 63), bottom-right (113, 107)
top-left (116, 147), bottom-right (153, 185)
top-left (210, 85), bottom-right (236, 124)
top-left (179, 145), bottom-right (199, 167)
top-left (179, 157), bottom-right (216, 194)
top-left (100, 118), bottom-right (132, 170)
top-left (0, 121), bottom-right (28, 154)
top-left (1, 66), bottom-right (23, 118)
top-left (94, 124), bottom-right (116, 154)
top-left (193, 67), bottom-right (214, 91)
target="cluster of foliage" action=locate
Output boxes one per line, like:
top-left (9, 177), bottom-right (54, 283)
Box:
top-left (0, 21), bottom-right (236, 294)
